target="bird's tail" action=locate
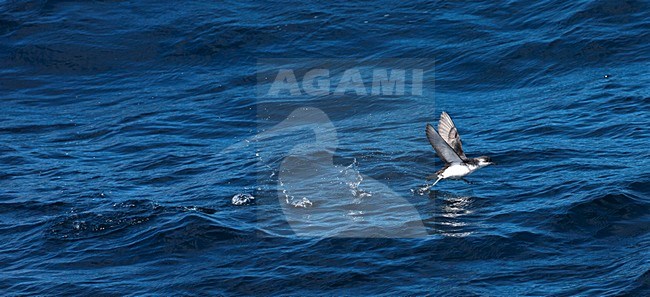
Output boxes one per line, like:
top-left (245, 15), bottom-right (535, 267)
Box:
top-left (431, 176), bottom-right (443, 187)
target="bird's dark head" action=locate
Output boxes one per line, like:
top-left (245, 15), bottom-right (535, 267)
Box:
top-left (476, 156), bottom-right (493, 167)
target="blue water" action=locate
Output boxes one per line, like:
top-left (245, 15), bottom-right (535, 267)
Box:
top-left (1, 0), bottom-right (649, 295)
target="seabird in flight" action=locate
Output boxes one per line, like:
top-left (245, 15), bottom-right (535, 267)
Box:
top-left (426, 112), bottom-right (493, 186)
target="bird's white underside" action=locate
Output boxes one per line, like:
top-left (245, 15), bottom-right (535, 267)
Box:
top-left (440, 164), bottom-right (477, 179)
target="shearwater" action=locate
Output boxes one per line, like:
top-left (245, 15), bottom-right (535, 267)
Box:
top-left (426, 112), bottom-right (493, 186)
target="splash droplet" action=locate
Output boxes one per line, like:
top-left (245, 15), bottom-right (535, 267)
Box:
top-left (231, 193), bottom-right (255, 206)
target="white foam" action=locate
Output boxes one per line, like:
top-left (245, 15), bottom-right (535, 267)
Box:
top-left (231, 193), bottom-right (254, 206)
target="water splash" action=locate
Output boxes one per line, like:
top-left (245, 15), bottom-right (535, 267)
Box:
top-left (277, 159), bottom-right (371, 208)
top-left (339, 158), bottom-right (372, 200)
top-left (231, 193), bottom-right (255, 206)
top-left (412, 182), bottom-right (434, 196)
top-left (278, 177), bottom-right (313, 208)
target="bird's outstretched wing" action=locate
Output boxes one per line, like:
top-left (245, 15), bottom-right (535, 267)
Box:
top-left (426, 123), bottom-right (463, 164)
top-left (438, 112), bottom-right (467, 160)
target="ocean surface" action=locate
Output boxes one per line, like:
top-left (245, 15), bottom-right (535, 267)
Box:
top-left (1, 0), bottom-right (649, 295)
